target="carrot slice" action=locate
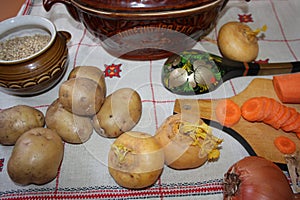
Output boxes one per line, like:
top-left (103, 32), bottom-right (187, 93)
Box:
top-left (293, 125), bottom-right (300, 133)
top-left (273, 73), bottom-right (300, 103)
top-left (296, 133), bottom-right (300, 140)
top-left (274, 136), bottom-right (296, 154)
top-left (215, 99), bottom-right (241, 127)
top-left (281, 114), bottom-right (300, 132)
top-left (260, 97), bottom-right (273, 120)
top-left (280, 107), bottom-right (298, 128)
top-left (276, 105), bottom-right (292, 128)
top-left (264, 102), bottom-right (285, 130)
top-left (241, 97), bottom-right (265, 122)
top-left (262, 98), bottom-right (281, 123)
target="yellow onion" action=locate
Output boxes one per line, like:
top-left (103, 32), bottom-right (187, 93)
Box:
top-left (217, 22), bottom-right (262, 62)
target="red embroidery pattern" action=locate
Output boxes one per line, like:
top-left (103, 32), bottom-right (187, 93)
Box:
top-left (104, 64), bottom-right (122, 78)
top-left (0, 158), bottom-right (4, 172)
top-left (238, 14), bottom-right (253, 23)
top-left (256, 59), bottom-right (270, 64)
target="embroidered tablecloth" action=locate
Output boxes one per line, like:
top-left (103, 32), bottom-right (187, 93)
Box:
top-left (1, 0), bottom-right (299, 199)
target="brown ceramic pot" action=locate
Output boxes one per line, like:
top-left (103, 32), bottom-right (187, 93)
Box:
top-left (43, 0), bottom-right (229, 60)
top-left (0, 15), bottom-right (71, 96)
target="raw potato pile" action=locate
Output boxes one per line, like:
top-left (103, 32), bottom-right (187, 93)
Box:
top-left (0, 65), bottom-right (143, 186)
top-left (45, 65), bottom-right (142, 143)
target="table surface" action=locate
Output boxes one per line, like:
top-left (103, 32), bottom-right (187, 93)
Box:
top-left (0, 0), bottom-right (299, 199)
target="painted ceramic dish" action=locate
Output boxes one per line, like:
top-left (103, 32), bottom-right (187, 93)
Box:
top-left (0, 15), bottom-right (71, 96)
top-left (43, 0), bottom-right (229, 60)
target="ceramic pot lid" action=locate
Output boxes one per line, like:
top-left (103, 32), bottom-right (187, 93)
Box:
top-left (73, 0), bottom-right (220, 12)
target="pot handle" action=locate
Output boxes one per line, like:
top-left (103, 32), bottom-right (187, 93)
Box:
top-left (43, 0), bottom-right (81, 22)
top-left (58, 31), bottom-right (72, 43)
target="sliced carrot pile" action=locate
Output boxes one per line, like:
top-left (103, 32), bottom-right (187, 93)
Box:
top-left (215, 99), bottom-right (241, 127)
top-left (274, 136), bottom-right (296, 154)
top-left (241, 97), bottom-right (265, 122)
top-left (241, 96), bottom-right (300, 135)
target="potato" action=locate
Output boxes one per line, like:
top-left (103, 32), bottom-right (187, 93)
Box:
top-left (108, 131), bottom-right (164, 189)
top-left (59, 77), bottom-right (105, 116)
top-left (0, 105), bottom-right (45, 145)
top-left (154, 113), bottom-right (223, 170)
top-left (45, 99), bottom-right (93, 144)
top-left (7, 127), bottom-right (64, 185)
top-left (92, 88), bottom-right (142, 138)
top-left (68, 66), bottom-right (107, 97)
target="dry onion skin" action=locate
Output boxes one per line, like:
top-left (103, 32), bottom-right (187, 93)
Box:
top-left (108, 131), bottom-right (164, 189)
top-left (224, 156), bottom-right (299, 200)
top-left (217, 21), bottom-right (266, 62)
top-left (154, 113), bottom-right (223, 170)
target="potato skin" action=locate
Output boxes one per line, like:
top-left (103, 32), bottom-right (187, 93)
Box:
top-left (0, 105), bottom-right (45, 145)
top-left (92, 88), bottom-right (142, 138)
top-left (68, 66), bottom-right (107, 97)
top-left (59, 77), bottom-right (105, 116)
top-left (108, 131), bottom-right (164, 189)
top-left (45, 99), bottom-right (93, 144)
top-left (154, 114), bottom-right (208, 170)
top-left (7, 127), bottom-right (64, 185)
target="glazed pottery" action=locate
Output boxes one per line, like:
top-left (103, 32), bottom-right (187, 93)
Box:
top-left (0, 15), bottom-right (71, 96)
top-left (43, 0), bottom-right (229, 60)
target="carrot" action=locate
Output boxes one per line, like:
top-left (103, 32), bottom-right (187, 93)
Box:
top-left (274, 136), bottom-right (296, 154)
top-left (241, 97), bottom-right (265, 122)
top-left (273, 73), bottom-right (300, 103)
top-left (215, 99), bottom-right (241, 127)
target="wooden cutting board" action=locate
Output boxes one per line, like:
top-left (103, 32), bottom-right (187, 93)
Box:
top-left (174, 78), bottom-right (300, 165)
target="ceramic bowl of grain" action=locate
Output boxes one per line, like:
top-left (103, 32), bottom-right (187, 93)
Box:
top-left (0, 15), bottom-right (71, 96)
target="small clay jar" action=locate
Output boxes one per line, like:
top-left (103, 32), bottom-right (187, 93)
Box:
top-left (0, 15), bottom-right (71, 96)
